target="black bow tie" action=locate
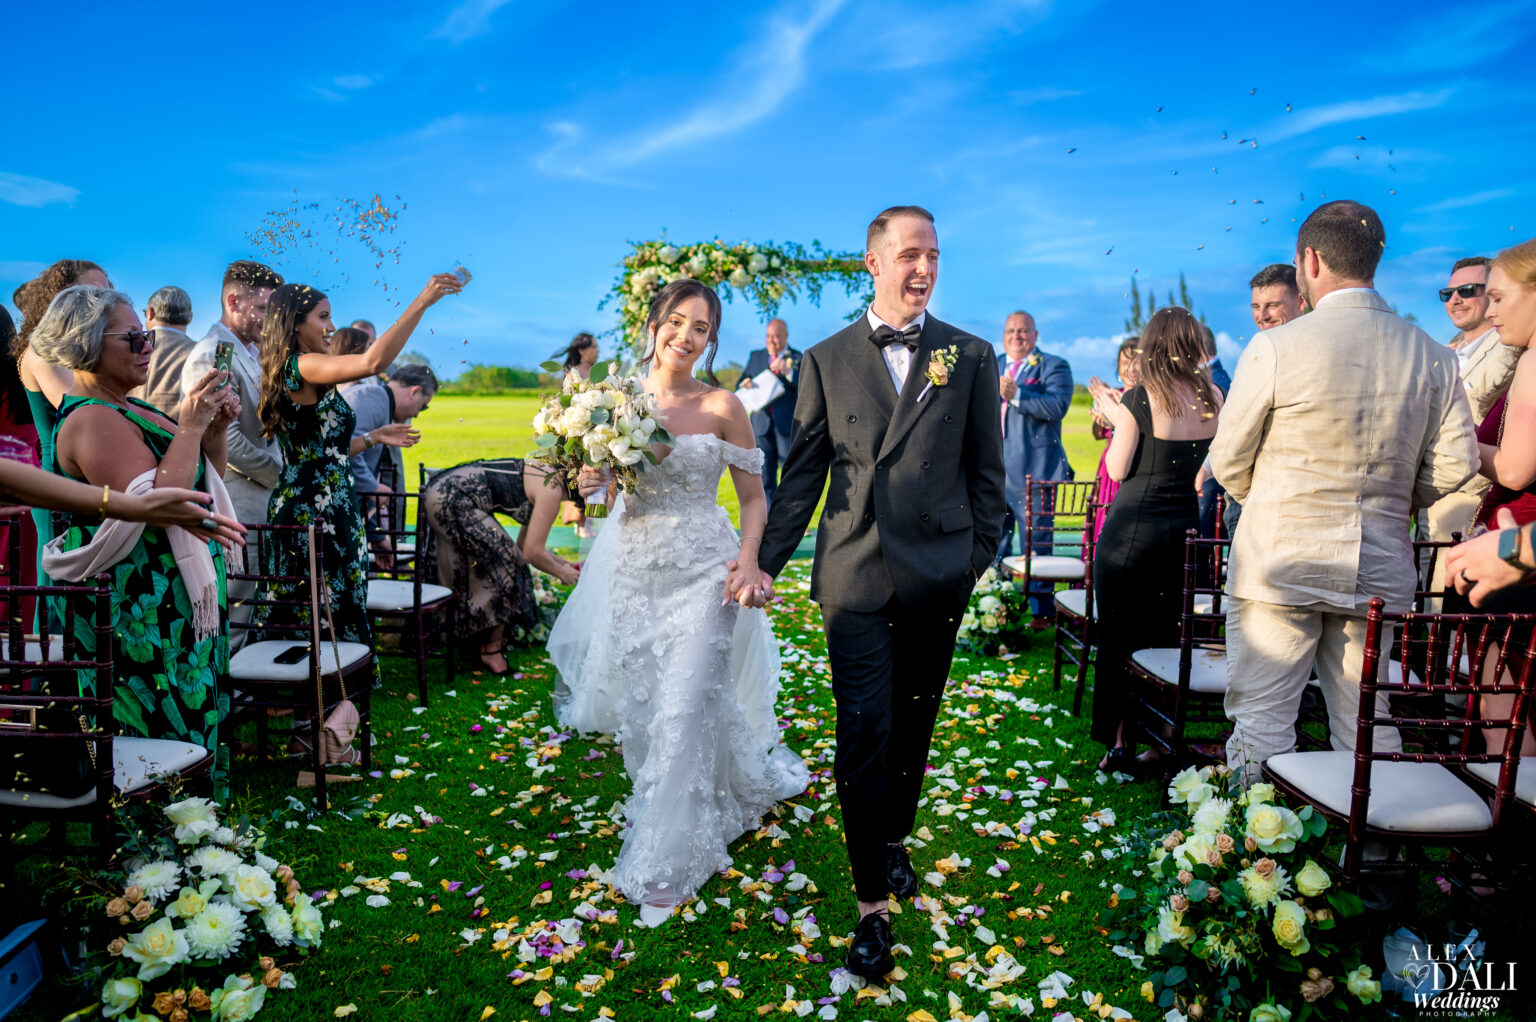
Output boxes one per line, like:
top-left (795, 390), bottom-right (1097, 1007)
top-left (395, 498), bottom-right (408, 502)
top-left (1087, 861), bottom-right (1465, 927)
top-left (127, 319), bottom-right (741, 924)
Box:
top-left (871, 323), bottom-right (920, 351)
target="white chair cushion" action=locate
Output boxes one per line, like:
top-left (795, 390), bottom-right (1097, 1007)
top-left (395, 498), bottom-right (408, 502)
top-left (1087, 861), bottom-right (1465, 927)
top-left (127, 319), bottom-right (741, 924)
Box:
top-left (366, 579), bottom-right (454, 612)
top-left (1130, 647), bottom-right (1228, 694)
top-left (0, 634), bottom-right (66, 662)
top-left (229, 640), bottom-right (373, 681)
top-left (1266, 750), bottom-right (1494, 833)
top-left (1192, 595), bottom-right (1215, 615)
top-left (1054, 589), bottom-right (1095, 619)
top-left (0, 736), bottom-right (209, 809)
top-left (1002, 555), bottom-right (1084, 581)
top-left (1465, 758), bottom-right (1536, 808)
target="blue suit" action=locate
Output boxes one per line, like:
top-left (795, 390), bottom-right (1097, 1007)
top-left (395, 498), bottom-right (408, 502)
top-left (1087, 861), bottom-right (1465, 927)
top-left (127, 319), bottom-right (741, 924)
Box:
top-left (737, 346), bottom-right (800, 502)
top-left (997, 349), bottom-right (1074, 614)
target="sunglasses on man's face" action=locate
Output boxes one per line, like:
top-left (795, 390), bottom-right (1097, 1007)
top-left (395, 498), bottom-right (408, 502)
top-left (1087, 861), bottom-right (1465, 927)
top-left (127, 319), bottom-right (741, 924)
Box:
top-left (1439, 283), bottom-right (1486, 303)
top-left (103, 329), bottom-right (155, 354)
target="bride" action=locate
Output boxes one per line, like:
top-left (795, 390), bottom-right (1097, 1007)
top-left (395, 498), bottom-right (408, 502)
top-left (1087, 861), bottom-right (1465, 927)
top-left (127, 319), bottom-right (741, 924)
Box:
top-left (546, 278), bottom-right (810, 924)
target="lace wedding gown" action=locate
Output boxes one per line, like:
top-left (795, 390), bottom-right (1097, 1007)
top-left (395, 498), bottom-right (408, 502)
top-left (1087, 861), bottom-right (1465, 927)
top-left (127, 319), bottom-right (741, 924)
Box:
top-left (547, 432), bottom-right (810, 908)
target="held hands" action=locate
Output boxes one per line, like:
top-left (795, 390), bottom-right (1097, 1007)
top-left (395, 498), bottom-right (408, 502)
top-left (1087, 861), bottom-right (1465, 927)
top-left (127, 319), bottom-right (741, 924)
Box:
top-left (1447, 508), bottom-right (1527, 607)
top-left (413, 273), bottom-right (464, 310)
top-left (373, 423), bottom-right (421, 448)
top-left (180, 369), bottom-right (233, 431)
top-left (724, 559), bottom-right (775, 608)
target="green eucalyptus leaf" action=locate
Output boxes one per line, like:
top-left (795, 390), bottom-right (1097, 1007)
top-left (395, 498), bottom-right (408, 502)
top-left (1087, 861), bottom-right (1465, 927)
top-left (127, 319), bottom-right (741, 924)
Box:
top-left (540, 361), bottom-right (564, 373)
top-left (589, 361), bottom-right (609, 384)
top-left (559, 393), bottom-right (572, 408)
top-left (535, 433), bottom-right (558, 448)
top-left (590, 408), bottom-right (610, 425)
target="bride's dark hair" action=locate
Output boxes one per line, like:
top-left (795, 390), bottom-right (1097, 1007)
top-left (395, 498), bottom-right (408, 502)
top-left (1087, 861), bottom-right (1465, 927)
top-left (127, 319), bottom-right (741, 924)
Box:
top-left (638, 278), bottom-right (721, 386)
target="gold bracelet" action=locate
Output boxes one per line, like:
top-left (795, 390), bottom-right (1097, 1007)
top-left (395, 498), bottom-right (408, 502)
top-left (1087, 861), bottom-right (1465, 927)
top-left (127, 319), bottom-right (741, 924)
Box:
top-left (99, 484), bottom-right (110, 518)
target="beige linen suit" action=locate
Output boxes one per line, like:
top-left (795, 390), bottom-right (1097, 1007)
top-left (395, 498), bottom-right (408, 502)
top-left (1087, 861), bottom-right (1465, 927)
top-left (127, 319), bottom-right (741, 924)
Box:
top-left (1421, 328), bottom-right (1520, 547)
top-left (129, 326), bottom-right (197, 418)
top-left (1210, 290), bottom-right (1479, 782)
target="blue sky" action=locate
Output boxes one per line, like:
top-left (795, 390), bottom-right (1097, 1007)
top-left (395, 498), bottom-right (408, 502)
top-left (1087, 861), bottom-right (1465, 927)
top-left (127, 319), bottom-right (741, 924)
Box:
top-left (3, 0), bottom-right (1532, 384)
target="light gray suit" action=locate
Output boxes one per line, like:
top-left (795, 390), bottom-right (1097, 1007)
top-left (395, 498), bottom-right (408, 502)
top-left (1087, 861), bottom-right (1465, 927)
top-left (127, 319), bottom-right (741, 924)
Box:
top-left (1210, 289), bottom-right (1479, 781)
top-left (131, 326), bottom-right (196, 418)
top-left (183, 322), bottom-right (284, 650)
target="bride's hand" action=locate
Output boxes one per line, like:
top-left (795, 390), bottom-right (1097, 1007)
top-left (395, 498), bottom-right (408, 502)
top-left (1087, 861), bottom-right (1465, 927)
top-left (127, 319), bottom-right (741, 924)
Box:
top-left (725, 560), bottom-right (774, 608)
top-left (575, 466), bottom-right (609, 500)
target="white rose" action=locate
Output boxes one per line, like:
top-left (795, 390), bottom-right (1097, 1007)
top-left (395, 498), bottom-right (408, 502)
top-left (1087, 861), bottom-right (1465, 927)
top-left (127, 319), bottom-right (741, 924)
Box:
top-left (615, 447), bottom-right (645, 467)
top-left (616, 412), bottom-right (640, 434)
top-left (729, 268), bottom-right (751, 287)
top-left (608, 436), bottom-right (632, 458)
top-left (639, 417), bottom-right (658, 435)
top-left (100, 977), bottom-right (142, 1019)
top-left (1168, 766), bottom-right (1215, 807)
top-left (978, 595), bottom-right (1001, 614)
top-left (165, 797), bottom-right (219, 844)
top-left (292, 899), bottom-right (324, 945)
top-left (686, 255), bottom-right (709, 276)
top-left (561, 406), bottom-right (591, 435)
top-left (533, 408), bottom-right (552, 435)
top-left (748, 253), bottom-right (769, 273)
top-left (960, 613), bottom-right (976, 629)
top-left (228, 864), bottom-right (277, 913)
top-left (658, 245), bottom-right (681, 265)
top-left (211, 975), bottom-right (267, 1022)
top-left (121, 917), bottom-right (189, 981)
top-left (980, 614), bottom-right (998, 631)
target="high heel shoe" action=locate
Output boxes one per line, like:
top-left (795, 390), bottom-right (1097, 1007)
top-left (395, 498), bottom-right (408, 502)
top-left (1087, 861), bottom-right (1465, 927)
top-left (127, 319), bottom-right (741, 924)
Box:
top-left (1099, 746), bottom-right (1140, 777)
top-left (477, 646), bottom-right (510, 676)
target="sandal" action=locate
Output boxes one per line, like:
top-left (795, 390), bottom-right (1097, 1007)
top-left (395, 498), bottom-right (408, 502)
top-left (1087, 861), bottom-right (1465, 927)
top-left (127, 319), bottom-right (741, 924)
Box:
top-left (478, 646), bottom-right (510, 676)
top-left (287, 732), bottom-right (363, 767)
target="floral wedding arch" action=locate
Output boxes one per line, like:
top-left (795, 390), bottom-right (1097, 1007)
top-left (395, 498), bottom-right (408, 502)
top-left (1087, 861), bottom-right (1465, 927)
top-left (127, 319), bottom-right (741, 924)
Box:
top-left (604, 238), bottom-right (873, 356)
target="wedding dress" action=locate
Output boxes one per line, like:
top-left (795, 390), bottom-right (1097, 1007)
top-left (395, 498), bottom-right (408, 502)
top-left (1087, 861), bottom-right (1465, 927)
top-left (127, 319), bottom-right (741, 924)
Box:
top-left (547, 432), bottom-right (810, 912)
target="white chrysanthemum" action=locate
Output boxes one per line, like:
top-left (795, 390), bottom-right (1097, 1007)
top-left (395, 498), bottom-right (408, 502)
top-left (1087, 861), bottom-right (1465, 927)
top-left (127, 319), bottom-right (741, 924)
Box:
top-left (186, 846), bottom-right (242, 879)
top-left (126, 860), bottom-right (181, 902)
top-left (254, 851), bottom-right (279, 874)
top-left (227, 865), bottom-right (278, 913)
top-left (1190, 797), bottom-right (1232, 836)
top-left (164, 797), bottom-right (219, 844)
top-left (183, 901), bottom-right (247, 960)
top-left (262, 904), bottom-right (295, 947)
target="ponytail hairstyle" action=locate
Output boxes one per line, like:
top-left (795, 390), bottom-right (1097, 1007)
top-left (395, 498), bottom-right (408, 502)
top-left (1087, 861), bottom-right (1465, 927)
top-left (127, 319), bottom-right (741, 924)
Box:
top-left (257, 283), bottom-right (327, 439)
top-left (637, 278), bottom-right (722, 386)
top-left (1136, 306), bottom-right (1217, 420)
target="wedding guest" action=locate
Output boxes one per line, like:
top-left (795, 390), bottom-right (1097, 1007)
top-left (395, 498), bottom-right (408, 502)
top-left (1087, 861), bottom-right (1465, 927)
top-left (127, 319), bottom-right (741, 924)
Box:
top-left (1086, 338), bottom-right (1140, 541)
top-left (349, 319), bottom-right (377, 343)
top-left (1465, 241), bottom-right (1536, 533)
top-left (131, 285), bottom-right (196, 417)
top-left (1421, 257), bottom-right (1521, 552)
top-left (31, 285), bottom-right (240, 792)
top-left (997, 310), bottom-right (1073, 626)
top-left (1196, 324), bottom-right (1230, 539)
top-left (1211, 201), bottom-right (1479, 784)
top-left (1248, 263), bottom-right (1304, 330)
top-left (736, 319), bottom-right (799, 503)
top-left (0, 307), bottom-right (41, 627)
top-left (1199, 324), bottom-right (1230, 395)
top-left (12, 259), bottom-right (110, 613)
top-left (421, 457), bottom-right (582, 675)
top-left (1091, 308), bottom-right (1221, 773)
top-left (331, 327), bottom-right (376, 397)
top-left (252, 276), bottom-right (458, 678)
top-left (346, 363), bottom-right (435, 565)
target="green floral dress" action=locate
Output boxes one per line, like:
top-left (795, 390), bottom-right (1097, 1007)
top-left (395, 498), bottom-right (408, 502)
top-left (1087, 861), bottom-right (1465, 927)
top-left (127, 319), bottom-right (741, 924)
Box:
top-left (254, 357), bottom-right (373, 661)
top-left (50, 397), bottom-right (231, 793)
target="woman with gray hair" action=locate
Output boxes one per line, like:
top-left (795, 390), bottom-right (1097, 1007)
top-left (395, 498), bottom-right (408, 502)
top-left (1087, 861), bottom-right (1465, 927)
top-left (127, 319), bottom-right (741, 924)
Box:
top-left (31, 284), bottom-right (242, 793)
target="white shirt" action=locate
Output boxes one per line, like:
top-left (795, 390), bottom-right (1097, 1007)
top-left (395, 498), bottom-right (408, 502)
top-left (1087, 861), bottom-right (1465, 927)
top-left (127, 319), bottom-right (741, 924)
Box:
top-left (1452, 326), bottom-right (1497, 376)
top-left (1312, 286), bottom-right (1378, 308)
top-left (865, 308), bottom-right (927, 392)
top-left (181, 320), bottom-right (260, 398)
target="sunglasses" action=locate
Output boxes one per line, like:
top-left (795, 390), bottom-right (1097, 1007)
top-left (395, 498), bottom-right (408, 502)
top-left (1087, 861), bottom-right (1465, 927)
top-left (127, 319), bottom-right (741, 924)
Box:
top-left (103, 329), bottom-right (155, 354)
top-left (1439, 283), bottom-right (1485, 302)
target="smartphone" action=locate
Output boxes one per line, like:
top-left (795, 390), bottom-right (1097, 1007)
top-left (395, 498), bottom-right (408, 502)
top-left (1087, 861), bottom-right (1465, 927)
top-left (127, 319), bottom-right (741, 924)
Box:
top-left (213, 340), bottom-right (234, 387)
top-left (450, 263), bottom-right (472, 286)
top-left (273, 644), bottom-right (310, 665)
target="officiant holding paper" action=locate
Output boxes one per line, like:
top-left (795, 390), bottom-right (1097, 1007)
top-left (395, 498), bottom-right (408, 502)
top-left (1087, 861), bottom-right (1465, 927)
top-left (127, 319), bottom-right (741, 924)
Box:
top-left (736, 318), bottom-right (799, 502)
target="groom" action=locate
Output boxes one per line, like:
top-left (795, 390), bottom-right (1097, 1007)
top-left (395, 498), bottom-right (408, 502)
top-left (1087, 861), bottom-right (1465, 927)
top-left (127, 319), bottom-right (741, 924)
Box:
top-left (755, 205), bottom-right (1006, 980)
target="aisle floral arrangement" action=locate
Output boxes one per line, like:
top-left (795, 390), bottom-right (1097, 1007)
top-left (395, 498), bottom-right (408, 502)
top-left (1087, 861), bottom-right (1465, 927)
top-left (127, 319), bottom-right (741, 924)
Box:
top-left (956, 566), bottom-right (1030, 655)
top-left (530, 361), bottom-right (673, 518)
top-left (508, 568), bottom-right (568, 646)
top-left (1112, 764), bottom-right (1382, 1022)
top-left (605, 238), bottom-right (870, 354)
top-left (86, 797), bottom-right (325, 1020)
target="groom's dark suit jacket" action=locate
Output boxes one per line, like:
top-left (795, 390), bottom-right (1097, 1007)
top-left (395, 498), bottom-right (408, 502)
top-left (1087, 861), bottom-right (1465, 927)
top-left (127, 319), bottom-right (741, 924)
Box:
top-left (759, 316), bottom-right (1007, 612)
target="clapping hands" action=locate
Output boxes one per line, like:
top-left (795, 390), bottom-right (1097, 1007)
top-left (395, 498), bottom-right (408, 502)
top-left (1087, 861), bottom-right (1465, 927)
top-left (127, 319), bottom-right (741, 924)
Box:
top-left (1087, 376), bottom-right (1123, 423)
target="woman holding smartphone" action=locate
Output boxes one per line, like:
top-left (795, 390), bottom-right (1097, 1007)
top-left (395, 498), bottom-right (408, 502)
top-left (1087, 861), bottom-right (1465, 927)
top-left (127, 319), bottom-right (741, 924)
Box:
top-left (252, 275), bottom-right (460, 704)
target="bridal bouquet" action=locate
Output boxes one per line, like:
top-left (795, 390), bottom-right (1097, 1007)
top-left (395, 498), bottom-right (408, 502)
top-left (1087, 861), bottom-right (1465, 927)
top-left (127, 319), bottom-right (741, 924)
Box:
top-left (1110, 764), bottom-right (1379, 1021)
top-left (87, 797), bottom-right (325, 1020)
top-left (531, 360), bottom-right (673, 518)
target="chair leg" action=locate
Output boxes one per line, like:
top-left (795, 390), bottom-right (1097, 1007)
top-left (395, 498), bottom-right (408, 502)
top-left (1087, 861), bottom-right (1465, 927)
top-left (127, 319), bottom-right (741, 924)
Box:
top-left (1071, 630), bottom-right (1092, 716)
top-left (414, 613), bottom-right (430, 707)
top-left (1051, 627), bottom-right (1065, 692)
top-left (444, 603), bottom-right (456, 686)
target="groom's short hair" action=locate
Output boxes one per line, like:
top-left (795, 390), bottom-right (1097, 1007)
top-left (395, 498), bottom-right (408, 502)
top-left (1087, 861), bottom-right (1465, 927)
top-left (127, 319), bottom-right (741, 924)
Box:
top-left (867, 205), bottom-right (935, 251)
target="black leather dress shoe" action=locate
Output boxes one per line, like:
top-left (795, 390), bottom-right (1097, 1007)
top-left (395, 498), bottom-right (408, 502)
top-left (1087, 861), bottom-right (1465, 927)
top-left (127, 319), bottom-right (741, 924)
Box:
top-left (887, 844), bottom-right (919, 899)
top-left (844, 912), bottom-right (895, 980)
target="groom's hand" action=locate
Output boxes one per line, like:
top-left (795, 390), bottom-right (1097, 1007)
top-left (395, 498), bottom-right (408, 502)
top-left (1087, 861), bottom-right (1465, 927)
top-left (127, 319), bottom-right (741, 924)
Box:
top-left (726, 560), bottom-right (776, 607)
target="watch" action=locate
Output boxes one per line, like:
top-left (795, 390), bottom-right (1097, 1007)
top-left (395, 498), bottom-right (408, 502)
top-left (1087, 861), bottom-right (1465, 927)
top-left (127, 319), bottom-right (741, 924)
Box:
top-left (363, 432), bottom-right (375, 449)
top-left (1498, 527), bottom-right (1530, 571)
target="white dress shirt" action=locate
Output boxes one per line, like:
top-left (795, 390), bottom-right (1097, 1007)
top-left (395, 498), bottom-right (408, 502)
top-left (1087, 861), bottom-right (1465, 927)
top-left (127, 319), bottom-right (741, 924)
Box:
top-left (865, 308), bottom-right (927, 392)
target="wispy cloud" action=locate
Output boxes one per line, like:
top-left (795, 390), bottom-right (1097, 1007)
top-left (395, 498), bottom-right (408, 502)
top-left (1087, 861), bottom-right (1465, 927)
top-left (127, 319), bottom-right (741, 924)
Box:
top-left (1007, 86), bottom-right (1084, 106)
top-left (333, 74), bottom-right (375, 90)
top-left (0, 171), bottom-right (79, 207)
top-left (1309, 144), bottom-right (1440, 172)
top-left (1263, 89), bottom-right (1454, 145)
top-left (434, 0), bottom-right (515, 43)
top-left (536, 0), bottom-right (844, 180)
top-left (1415, 188), bottom-right (1516, 213)
top-left (854, 0), bottom-right (1055, 69)
top-left (1363, 3), bottom-right (1533, 73)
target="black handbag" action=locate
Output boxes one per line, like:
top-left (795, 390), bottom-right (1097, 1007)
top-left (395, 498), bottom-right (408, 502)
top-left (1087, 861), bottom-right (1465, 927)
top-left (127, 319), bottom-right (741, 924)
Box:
top-left (0, 705), bottom-right (98, 798)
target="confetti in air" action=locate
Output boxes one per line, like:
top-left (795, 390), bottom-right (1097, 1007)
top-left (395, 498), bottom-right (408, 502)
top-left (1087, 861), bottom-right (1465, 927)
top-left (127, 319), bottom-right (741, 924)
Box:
top-left (245, 190), bottom-right (409, 294)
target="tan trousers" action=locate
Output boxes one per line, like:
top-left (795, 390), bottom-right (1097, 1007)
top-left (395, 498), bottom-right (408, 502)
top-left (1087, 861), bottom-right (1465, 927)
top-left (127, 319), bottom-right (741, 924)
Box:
top-left (1224, 596), bottom-right (1402, 785)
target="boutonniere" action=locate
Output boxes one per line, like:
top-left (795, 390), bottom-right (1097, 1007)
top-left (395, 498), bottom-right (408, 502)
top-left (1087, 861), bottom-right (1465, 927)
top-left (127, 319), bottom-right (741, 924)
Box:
top-left (917, 345), bottom-right (959, 402)
top-left (1025, 352), bottom-right (1042, 369)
